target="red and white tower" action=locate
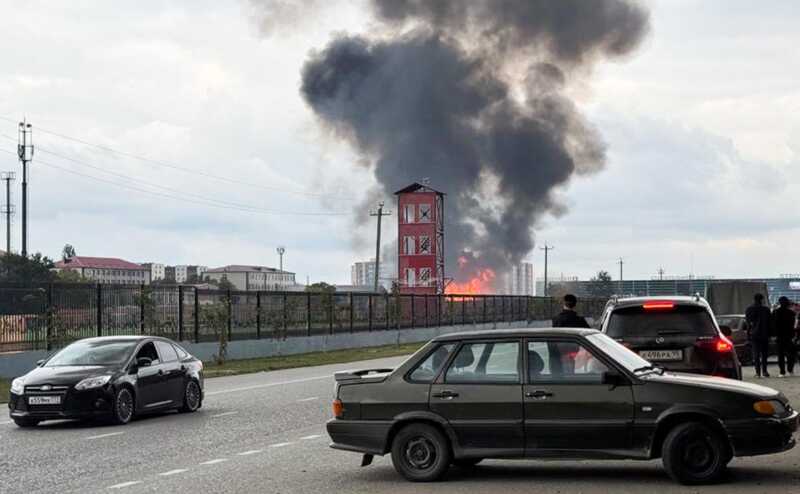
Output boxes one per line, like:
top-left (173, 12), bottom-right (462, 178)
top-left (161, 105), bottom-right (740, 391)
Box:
top-left (395, 182), bottom-right (445, 294)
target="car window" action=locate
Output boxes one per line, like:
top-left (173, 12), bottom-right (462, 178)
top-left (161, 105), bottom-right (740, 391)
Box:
top-left (155, 341), bottom-right (179, 363)
top-left (445, 342), bottom-right (519, 383)
top-left (136, 342), bottom-right (160, 365)
top-left (528, 340), bottom-right (609, 383)
top-left (408, 344), bottom-right (455, 383)
top-left (173, 344), bottom-right (189, 360)
top-left (717, 317), bottom-right (744, 331)
top-left (606, 305), bottom-right (717, 338)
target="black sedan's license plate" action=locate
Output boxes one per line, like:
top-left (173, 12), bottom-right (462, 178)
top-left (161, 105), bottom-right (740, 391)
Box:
top-left (28, 396), bottom-right (61, 405)
top-left (640, 349), bottom-right (683, 361)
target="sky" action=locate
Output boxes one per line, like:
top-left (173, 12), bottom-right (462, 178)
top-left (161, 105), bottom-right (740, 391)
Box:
top-left (0, 0), bottom-right (798, 285)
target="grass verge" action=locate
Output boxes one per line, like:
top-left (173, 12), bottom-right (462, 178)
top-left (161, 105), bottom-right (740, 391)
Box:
top-left (202, 342), bottom-right (425, 378)
top-left (0, 378), bottom-right (9, 404)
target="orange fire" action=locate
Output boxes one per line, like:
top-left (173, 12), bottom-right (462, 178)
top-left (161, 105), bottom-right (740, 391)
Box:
top-left (446, 267), bottom-right (496, 295)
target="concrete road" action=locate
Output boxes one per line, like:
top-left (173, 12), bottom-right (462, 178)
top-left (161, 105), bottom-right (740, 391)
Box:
top-left (3, 357), bottom-right (800, 494)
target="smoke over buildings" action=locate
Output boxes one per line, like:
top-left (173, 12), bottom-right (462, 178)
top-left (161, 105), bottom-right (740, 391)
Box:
top-left (298, 0), bottom-right (650, 285)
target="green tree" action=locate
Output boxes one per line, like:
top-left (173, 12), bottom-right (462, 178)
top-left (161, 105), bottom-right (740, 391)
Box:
top-left (55, 269), bottom-right (89, 283)
top-left (588, 270), bottom-right (614, 298)
top-left (61, 244), bottom-right (76, 262)
top-left (0, 253), bottom-right (56, 284)
top-left (305, 282), bottom-right (336, 294)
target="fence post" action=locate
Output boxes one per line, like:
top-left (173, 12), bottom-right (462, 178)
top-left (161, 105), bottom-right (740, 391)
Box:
top-left (328, 293), bottom-right (334, 335)
top-left (227, 289), bottom-right (232, 341)
top-left (483, 296), bottom-right (487, 324)
top-left (178, 285), bottom-right (184, 341)
top-left (139, 284), bottom-right (145, 334)
top-left (96, 283), bottom-right (102, 337)
top-left (437, 295), bottom-right (442, 327)
top-left (450, 296), bottom-right (455, 326)
top-left (424, 294), bottom-right (429, 328)
top-left (256, 291), bottom-right (262, 339)
top-left (462, 296), bottom-right (466, 325)
top-left (349, 292), bottom-right (354, 332)
top-left (283, 292), bottom-right (288, 335)
top-left (410, 294), bottom-right (415, 329)
top-left (194, 288), bottom-right (199, 343)
top-left (307, 292), bottom-right (312, 336)
top-left (368, 294), bottom-right (373, 332)
top-left (45, 283), bottom-right (53, 351)
top-left (385, 293), bottom-right (390, 330)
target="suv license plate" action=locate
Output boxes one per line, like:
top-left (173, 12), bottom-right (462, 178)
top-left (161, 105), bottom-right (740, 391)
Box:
top-left (640, 350), bottom-right (683, 361)
top-left (28, 396), bottom-right (61, 405)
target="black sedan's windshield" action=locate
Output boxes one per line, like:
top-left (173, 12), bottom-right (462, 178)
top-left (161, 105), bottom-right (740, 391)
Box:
top-left (46, 340), bottom-right (137, 367)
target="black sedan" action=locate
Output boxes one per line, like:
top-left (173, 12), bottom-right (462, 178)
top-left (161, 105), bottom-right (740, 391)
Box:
top-left (8, 336), bottom-right (203, 427)
top-left (328, 328), bottom-right (798, 485)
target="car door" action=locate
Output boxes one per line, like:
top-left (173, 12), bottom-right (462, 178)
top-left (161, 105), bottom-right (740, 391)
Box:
top-left (524, 337), bottom-right (634, 454)
top-left (155, 340), bottom-right (185, 405)
top-left (429, 340), bottom-right (524, 457)
top-left (134, 341), bottom-right (164, 408)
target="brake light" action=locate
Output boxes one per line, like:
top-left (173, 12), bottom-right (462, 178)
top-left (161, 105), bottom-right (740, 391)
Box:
top-left (716, 336), bottom-right (733, 353)
top-left (643, 301), bottom-right (675, 310)
top-left (333, 399), bottom-right (343, 418)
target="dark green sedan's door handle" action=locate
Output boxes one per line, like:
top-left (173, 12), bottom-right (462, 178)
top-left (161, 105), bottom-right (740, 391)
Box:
top-left (432, 390), bottom-right (459, 399)
top-left (526, 390), bottom-right (553, 399)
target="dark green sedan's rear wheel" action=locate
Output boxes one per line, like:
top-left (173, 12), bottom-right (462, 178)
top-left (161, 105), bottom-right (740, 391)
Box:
top-left (391, 423), bottom-right (451, 482)
top-left (662, 422), bottom-right (729, 485)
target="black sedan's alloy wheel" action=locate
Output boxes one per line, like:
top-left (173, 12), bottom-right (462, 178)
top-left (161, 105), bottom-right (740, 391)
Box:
top-left (662, 422), bottom-right (728, 485)
top-left (111, 387), bottom-right (134, 425)
top-left (391, 423), bottom-right (451, 482)
top-left (180, 380), bottom-right (201, 413)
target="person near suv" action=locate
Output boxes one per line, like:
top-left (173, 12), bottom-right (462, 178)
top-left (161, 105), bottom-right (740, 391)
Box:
top-left (773, 296), bottom-right (798, 377)
top-left (552, 294), bottom-right (591, 328)
top-left (746, 293), bottom-right (773, 378)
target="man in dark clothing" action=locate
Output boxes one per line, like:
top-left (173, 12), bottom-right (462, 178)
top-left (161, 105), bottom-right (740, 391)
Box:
top-left (773, 296), bottom-right (798, 377)
top-left (746, 293), bottom-right (772, 378)
top-left (552, 294), bottom-right (591, 328)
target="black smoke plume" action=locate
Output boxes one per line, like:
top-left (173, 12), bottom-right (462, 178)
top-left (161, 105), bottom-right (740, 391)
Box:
top-left (301, 0), bottom-right (650, 285)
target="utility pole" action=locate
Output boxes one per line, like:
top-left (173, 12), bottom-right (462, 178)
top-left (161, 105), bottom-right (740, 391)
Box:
top-left (276, 246), bottom-right (285, 272)
top-left (369, 202), bottom-right (391, 293)
top-left (617, 257), bottom-right (624, 295)
top-left (657, 267), bottom-right (665, 280)
top-left (1, 172), bottom-right (15, 254)
top-left (540, 243), bottom-right (553, 297)
top-left (17, 121), bottom-right (33, 257)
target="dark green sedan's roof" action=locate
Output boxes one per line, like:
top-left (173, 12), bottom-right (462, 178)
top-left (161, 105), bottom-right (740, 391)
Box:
top-left (432, 327), bottom-right (599, 342)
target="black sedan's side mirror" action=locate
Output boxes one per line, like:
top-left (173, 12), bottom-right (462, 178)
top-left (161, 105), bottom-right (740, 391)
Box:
top-left (602, 369), bottom-right (626, 387)
top-left (137, 357), bottom-right (153, 368)
top-left (719, 325), bottom-right (732, 337)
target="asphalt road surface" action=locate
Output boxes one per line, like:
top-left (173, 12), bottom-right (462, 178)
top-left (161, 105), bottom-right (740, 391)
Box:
top-left (3, 357), bottom-right (800, 494)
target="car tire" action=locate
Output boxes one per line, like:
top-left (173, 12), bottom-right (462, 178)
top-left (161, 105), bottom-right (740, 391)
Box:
top-left (391, 423), bottom-right (451, 482)
top-left (452, 458), bottom-right (482, 468)
top-left (662, 422), bottom-right (729, 485)
top-left (13, 417), bottom-right (40, 428)
top-left (110, 387), bottom-right (135, 425)
top-left (179, 379), bottom-right (202, 413)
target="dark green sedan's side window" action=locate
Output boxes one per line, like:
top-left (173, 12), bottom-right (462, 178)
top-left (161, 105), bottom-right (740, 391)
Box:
top-left (408, 344), bottom-right (455, 383)
top-left (445, 342), bottom-right (520, 383)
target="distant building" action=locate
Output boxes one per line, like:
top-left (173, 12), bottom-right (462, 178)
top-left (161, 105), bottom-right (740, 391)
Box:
top-left (141, 263), bottom-right (165, 282)
top-left (351, 259), bottom-right (394, 291)
top-left (174, 265), bottom-right (208, 283)
top-left (164, 266), bottom-right (176, 282)
top-left (507, 262), bottom-right (535, 296)
top-left (54, 256), bottom-right (150, 285)
top-left (205, 265), bottom-right (296, 291)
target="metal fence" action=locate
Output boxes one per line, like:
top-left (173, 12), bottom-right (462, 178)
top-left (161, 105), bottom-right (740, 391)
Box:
top-left (0, 283), bottom-right (609, 352)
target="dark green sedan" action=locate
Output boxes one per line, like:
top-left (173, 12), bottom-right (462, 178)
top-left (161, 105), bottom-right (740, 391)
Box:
top-left (327, 328), bottom-right (797, 485)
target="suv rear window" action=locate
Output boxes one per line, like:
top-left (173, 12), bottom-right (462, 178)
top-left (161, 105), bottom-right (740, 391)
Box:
top-left (606, 305), bottom-right (717, 338)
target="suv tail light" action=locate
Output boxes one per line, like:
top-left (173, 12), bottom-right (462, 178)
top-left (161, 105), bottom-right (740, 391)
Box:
top-left (695, 336), bottom-right (734, 353)
top-left (333, 399), bottom-right (343, 418)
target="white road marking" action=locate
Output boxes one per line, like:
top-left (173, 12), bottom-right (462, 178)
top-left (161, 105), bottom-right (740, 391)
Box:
top-left (87, 432), bottom-right (125, 440)
top-left (159, 469), bottom-right (188, 477)
top-left (296, 396), bottom-right (319, 402)
top-left (210, 411), bottom-right (238, 418)
top-left (200, 458), bottom-right (229, 466)
top-left (300, 434), bottom-right (322, 440)
top-left (205, 375), bottom-right (329, 396)
top-left (269, 442), bottom-right (293, 448)
top-left (108, 481), bottom-right (142, 489)
top-left (237, 449), bottom-right (264, 456)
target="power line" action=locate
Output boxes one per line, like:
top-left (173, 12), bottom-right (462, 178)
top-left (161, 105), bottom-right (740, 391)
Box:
top-left (0, 114), bottom-right (355, 200)
top-left (0, 147), bottom-right (348, 217)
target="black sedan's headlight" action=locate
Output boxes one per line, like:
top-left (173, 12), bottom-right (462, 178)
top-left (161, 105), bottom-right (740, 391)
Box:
top-left (10, 377), bottom-right (25, 395)
top-left (75, 375), bottom-right (112, 391)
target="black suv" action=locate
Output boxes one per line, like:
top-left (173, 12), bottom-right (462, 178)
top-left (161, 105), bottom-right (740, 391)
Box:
top-left (327, 329), bottom-right (796, 485)
top-left (598, 296), bottom-right (742, 380)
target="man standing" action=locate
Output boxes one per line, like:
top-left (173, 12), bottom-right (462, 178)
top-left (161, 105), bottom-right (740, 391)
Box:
top-left (772, 296), bottom-right (797, 377)
top-left (746, 293), bottom-right (772, 378)
top-left (552, 294), bottom-right (591, 328)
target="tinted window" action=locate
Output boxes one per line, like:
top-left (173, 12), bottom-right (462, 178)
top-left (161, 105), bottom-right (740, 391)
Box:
top-left (46, 340), bottom-right (136, 366)
top-left (445, 342), bottom-right (519, 383)
top-left (156, 341), bottom-right (179, 363)
top-left (528, 340), bottom-right (608, 383)
top-left (408, 344), bottom-right (455, 383)
top-left (173, 344), bottom-right (189, 360)
top-left (136, 342), bottom-right (160, 365)
top-left (606, 305), bottom-right (717, 338)
top-left (716, 317), bottom-right (745, 331)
